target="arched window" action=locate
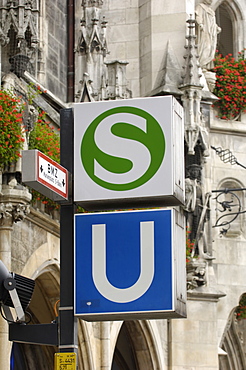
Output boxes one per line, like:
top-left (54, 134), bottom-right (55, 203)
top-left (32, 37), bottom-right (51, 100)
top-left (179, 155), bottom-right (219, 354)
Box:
top-left (215, 0), bottom-right (244, 58)
top-left (219, 295), bottom-right (246, 369)
top-left (215, 4), bottom-right (233, 56)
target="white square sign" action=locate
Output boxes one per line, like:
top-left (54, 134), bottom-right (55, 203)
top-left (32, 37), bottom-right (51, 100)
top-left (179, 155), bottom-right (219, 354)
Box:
top-left (73, 96), bottom-right (184, 210)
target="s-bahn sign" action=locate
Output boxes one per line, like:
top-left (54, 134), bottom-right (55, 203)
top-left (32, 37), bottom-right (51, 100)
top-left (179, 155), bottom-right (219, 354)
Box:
top-left (74, 209), bottom-right (187, 321)
top-left (73, 96), bottom-right (184, 210)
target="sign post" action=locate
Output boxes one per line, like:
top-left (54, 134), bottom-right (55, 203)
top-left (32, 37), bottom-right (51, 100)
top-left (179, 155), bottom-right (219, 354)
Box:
top-left (59, 109), bottom-right (78, 360)
top-left (20, 109), bottom-right (77, 366)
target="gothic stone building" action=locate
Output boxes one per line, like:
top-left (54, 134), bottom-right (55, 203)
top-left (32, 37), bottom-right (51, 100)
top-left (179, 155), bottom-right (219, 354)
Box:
top-left (0, 0), bottom-right (246, 369)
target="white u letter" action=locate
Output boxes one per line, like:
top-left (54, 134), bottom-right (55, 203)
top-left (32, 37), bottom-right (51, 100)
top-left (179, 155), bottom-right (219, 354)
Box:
top-left (92, 221), bottom-right (155, 303)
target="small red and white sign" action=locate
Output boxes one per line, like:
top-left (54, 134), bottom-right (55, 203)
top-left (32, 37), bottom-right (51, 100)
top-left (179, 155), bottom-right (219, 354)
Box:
top-left (22, 150), bottom-right (69, 201)
top-left (37, 151), bottom-right (68, 199)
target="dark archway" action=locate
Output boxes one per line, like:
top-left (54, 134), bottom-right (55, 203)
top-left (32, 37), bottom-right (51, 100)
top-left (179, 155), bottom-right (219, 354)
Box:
top-left (216, 4), bottom-right (233, 57)
top-left (111, 321), bottom-right (160, 370)
top-left (10, 264), bottom-right (60, 370)
top-left (111, 323), bottom-right (139, 370)
top-left (215, 0), bottom-right (244, 58)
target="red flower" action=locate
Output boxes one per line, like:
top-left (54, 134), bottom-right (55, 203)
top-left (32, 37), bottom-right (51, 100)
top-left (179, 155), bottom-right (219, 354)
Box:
top-left (213, 51), bottom-right (246, 120)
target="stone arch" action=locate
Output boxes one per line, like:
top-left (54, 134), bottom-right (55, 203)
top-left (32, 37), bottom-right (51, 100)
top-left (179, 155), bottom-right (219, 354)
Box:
top-left (77, 320), bottom-right (95, 370)
top-left (14, 242), bottom-right (94, 370)
top-left (214, 0), bottom-right (244, 57)
top-left (215, 177), bottom-right (245, 237)
top-left (111, 320), bottom-right (162, 370)
top-left (219, 296), bottom-right (246, 370)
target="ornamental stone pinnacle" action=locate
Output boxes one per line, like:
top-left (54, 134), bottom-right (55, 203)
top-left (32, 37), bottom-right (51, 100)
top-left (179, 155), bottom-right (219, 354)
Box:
top-left (0, 0), bottom-right (39, 76)
top-left (179, 17), bottom-right (209, 157)
top-left (76, 0), bottom-right (108, 101)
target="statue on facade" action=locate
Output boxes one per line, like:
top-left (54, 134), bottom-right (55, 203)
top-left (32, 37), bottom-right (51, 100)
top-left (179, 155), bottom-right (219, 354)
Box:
top-left (184, 164), bottom-right (212, 259)
top-left (187, 259), bottom-right (207, 289)
top-left (195, 0), bottom-right (221, 70)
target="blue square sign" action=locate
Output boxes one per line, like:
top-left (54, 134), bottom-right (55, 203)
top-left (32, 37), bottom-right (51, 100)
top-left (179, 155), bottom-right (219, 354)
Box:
top-left (74, 209), bottom-right (186, 320)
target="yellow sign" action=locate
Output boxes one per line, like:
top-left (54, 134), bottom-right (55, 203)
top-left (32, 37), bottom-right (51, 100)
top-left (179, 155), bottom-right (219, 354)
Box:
top-left (54, 353), bottom-right (76, 370)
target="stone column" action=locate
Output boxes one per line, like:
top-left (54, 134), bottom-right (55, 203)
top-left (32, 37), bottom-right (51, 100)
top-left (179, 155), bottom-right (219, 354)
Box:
top-left (101, 321), bottom-right (110, 370)
top-left (0, 186), bottom-right (31, 370)
top-left (0, 204), bottom-right (13, 370)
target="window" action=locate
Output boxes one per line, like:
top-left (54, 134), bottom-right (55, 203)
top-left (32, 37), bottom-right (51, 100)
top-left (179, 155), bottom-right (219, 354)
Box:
top-left (215, 0), bottom-right (244, 58)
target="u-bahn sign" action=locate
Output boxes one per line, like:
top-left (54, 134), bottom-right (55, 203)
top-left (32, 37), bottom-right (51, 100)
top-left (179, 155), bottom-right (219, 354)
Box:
top-left (73, 96), bottom-right (184, 210)
top-left (74, 209), bottom-right (186, 321)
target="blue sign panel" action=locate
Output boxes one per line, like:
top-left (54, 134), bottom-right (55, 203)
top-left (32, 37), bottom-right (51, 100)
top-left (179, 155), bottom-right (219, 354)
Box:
top-left (74, 209), bottom-right (174, 320)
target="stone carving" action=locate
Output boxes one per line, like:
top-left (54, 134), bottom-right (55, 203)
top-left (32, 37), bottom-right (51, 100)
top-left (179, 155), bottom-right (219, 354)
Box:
top-left (82, 0), bottom-right (103, 7)
top-left (76, 1), bottom-right (132, 102)
top-left (0, 203), bottom-right (13, 219)
top-left (12, 204), bottom-right (30, 222)
top-left (187, 259), bottom-right (207, 289)
top-left (0, 27), bottom-right (9, 46)
top-left (195, 0), bottom-right (221, 70)
top-left (0, 203), bottom-right (30, 222)
top-left (0, 0), bottom-right (39, 76)
top-left (184, 164), bottom-right (212, 259)
top-left (76, 2), bottom-right (108, 101)
top-left (25, 105), bottom-right (39, 133)
top-left (105, 61), bottom-right (132, 100)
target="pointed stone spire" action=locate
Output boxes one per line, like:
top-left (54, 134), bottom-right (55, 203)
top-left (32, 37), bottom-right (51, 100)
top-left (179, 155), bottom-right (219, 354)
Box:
top-left (75, 72), bottom-right (94, 102)
top-left (180, 17), bottom-right (208, 157)
top-left (151, 40), bottom-right (182, 96)
top-left (180, 17), bottom-right (203, 89)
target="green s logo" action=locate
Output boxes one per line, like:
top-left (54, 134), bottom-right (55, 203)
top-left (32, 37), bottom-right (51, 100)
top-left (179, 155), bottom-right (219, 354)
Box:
top-left (81, 106), bottom-right (165, 191)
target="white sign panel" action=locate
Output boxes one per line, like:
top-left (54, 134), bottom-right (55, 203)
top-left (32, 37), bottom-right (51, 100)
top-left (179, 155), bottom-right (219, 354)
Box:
top-left (22, 150), bottom-right (68, 201)
top-left (74, 96), bottom-right (184, 210)
top-left (37, 151), bottom-right (67, 197)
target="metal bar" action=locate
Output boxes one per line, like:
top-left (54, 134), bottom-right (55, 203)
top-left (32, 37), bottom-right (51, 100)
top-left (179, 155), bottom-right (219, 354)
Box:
top-left (211, 145), bottom-right (246, 169)
top-left (2, 305), bottom-right (14, 322)
top-left (236, 161), bottom-right (246, 170)
top-left (8, 289), bottom-right (25, 322)
top-left (59, 109), bottom-right (77, 357)
top-left (212, 188), bottom-right (246, 193)
top-left (9, 322), bottom-right (58, 346)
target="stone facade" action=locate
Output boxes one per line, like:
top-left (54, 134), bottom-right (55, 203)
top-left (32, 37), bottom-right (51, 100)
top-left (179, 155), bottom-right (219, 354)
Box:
top-left (44, 0), bottom-right (67, 99)
top-left (0, 0), bottom-right (246, 369)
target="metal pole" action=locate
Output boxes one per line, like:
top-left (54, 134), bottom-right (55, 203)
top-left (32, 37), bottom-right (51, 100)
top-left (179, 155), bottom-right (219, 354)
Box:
top-left (67, 0), bottom-right (75, 103)
top-left (59, 109), bottom-right (78, 359)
